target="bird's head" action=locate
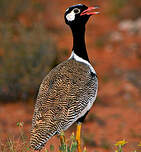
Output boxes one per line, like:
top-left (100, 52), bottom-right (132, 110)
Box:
top-left (64, 4), bottom-right (99, 27)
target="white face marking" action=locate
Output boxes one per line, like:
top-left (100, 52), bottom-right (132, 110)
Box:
top-left (69, 51), bottom-right (96, 74)
top-left (66, 11), bottom-right (75, 21)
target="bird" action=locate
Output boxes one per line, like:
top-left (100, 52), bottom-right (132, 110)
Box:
top-left (30, 4), bottom-right (99, 152)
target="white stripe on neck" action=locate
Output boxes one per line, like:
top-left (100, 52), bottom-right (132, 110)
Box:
top-left (68, 51), bottom-right (96, 74)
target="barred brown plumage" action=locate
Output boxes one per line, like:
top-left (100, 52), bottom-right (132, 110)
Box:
top-left (30, 4), bottom-right (99, 151)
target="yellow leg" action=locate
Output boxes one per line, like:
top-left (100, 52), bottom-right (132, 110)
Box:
top-left (76, 123), bottom-right (82, 152)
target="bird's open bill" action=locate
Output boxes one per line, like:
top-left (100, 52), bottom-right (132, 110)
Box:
top-left (80, 6), bottom-right (100, 16)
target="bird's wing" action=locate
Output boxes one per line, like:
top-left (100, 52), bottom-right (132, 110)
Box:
top-left (30, 59), bottom-right (98, 150)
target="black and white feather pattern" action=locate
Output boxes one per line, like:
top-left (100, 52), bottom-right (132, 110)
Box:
top-left (30, 54), bottom-right (98, 150)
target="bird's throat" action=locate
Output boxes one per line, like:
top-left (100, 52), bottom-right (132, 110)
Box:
top-left (71, 25), bottom-right (89, 62)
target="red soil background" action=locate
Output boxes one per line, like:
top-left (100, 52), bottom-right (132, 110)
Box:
top-left (0, 0), bottom-right (141, 151)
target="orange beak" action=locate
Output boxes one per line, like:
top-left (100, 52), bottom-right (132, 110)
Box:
top-left (80, 6), bottom-right (100, 16)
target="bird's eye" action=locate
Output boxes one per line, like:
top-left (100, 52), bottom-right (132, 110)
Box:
top-left (73, 8), bottom-right (80, 14)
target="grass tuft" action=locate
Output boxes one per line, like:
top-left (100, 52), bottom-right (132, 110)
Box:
top-left (0, 123), bottom-right (140, 152)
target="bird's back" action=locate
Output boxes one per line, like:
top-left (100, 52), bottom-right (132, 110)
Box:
top-left (30, 58), bottom-right (98, 150)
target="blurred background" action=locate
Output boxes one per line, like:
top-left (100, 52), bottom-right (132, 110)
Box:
top-left (0, 0), bottom-right (141, 151)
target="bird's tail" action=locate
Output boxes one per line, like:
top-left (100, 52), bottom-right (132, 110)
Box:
top-left (30, 127), bottom-right (56, 150)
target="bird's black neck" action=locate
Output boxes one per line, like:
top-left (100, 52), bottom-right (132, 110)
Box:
top-left (71, 25), bottom-right (89, 62)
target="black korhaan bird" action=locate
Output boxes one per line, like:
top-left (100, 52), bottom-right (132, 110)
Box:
top-left (30, 4), bottom-right (99, 152)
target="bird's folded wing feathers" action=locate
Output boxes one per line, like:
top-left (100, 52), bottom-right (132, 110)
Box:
top-left (30, 59), bottom-right (98, 150)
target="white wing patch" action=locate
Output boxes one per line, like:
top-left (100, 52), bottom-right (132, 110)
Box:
top-left (66, 11), bottom-right (75, 21)
top-left (69, 51), bottom-right (96, 74)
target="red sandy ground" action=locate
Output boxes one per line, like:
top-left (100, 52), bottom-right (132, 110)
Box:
top-left (0, 0), bottom-right (141, 152)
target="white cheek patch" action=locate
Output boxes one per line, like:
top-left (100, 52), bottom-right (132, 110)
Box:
top-left (66, 11), bottom-right (75, 21)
